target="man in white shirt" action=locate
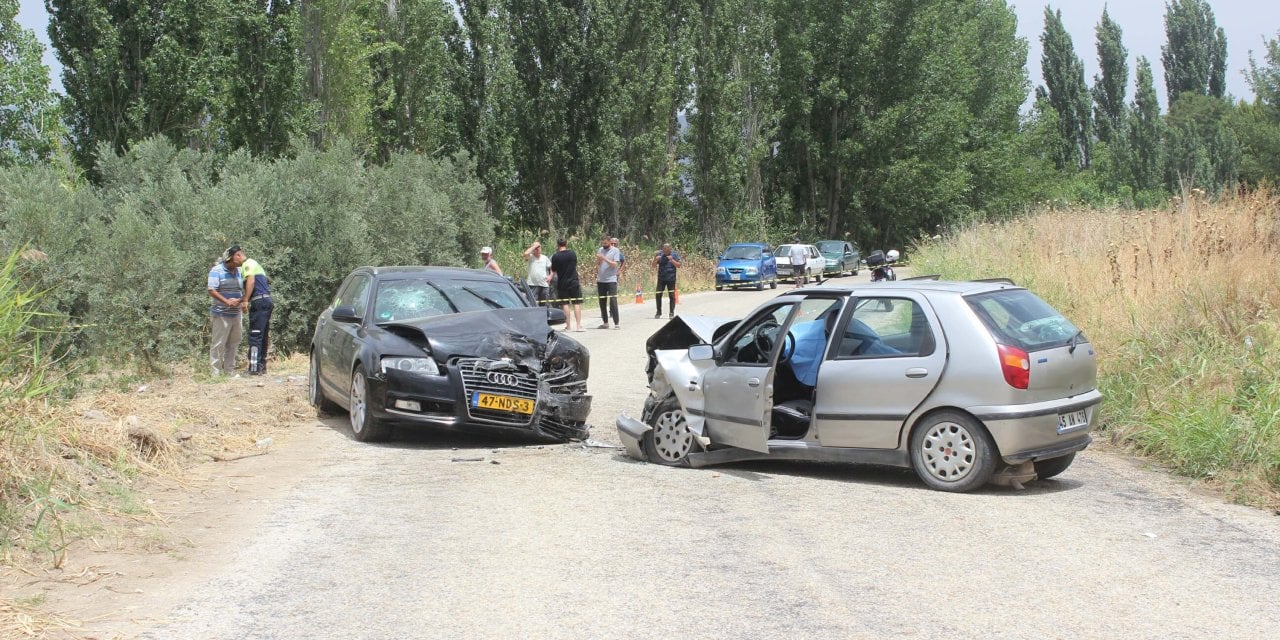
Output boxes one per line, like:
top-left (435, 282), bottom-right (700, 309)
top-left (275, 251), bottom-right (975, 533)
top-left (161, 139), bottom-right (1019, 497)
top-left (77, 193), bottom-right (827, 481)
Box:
top-left (523, 241), bottom-right (553, 306)
top-left (789, 240), bottom-right (807, 288)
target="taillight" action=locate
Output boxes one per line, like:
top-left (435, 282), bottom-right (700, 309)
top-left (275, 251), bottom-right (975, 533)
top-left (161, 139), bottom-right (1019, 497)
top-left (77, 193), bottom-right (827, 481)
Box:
top-left (997, 343), bottom-right (1030, 389)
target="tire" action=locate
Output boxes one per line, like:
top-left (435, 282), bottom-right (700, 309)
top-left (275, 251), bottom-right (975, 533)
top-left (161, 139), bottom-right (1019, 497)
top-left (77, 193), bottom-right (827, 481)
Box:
top-left (1033, 452), bottom-right (1076, 480)
top-left (309, 350), bottom-right (341, 415)
top-left (909, 411), bottom-right (998, 492)
top-left (756, 280), bottom-right (764, 291)
top-left (769, 279), bottom-right (777, 289)
top-left (348, 369), bottom-right (390, 443)
top-left (642, 397), bottom-right (698, 467)
top-left (715, 285), bottom-right (723, 291)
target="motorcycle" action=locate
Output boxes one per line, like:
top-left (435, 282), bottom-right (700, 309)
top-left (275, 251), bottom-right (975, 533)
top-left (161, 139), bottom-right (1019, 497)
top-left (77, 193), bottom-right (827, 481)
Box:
top-left (867, 249), bottom-right (898, 282)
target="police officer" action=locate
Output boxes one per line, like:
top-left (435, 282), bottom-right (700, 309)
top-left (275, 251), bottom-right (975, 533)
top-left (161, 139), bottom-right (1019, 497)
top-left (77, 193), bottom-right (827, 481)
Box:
top-left (240, 252), bottom-right (274, 375)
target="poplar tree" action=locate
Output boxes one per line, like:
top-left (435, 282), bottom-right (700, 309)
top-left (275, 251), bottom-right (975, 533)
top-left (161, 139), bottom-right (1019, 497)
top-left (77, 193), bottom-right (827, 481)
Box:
top-left (1, 0), bottom-right (64, 165)
top-left (1126, 56), bottom-right (1163, 193)
top-left (1092, 8), bottom-right (1127, 145)
top-left (1039, 7), bottom-right (1091, 170)
top-left (1161, 0), bottom-right (1227, 104)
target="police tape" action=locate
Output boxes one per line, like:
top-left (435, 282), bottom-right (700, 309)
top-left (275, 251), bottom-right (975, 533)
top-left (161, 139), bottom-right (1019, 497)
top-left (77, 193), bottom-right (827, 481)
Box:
top-left (533, 266), bottom-right (898, 306)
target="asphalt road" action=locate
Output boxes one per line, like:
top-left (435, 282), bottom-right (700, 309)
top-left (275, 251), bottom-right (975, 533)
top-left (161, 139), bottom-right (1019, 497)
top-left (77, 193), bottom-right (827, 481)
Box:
top-left (92, 273), bottom-right (1280, 639)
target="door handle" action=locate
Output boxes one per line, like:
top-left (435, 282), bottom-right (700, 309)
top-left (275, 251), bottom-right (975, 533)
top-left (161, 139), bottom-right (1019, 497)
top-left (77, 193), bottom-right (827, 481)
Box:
top-left (905, 368), bottom-right (929, 378)
top-left (747, 378), bottom-right (761, 387)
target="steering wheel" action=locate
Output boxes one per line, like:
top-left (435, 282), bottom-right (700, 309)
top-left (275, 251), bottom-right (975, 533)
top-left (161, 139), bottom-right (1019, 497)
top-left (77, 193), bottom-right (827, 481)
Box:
top-left (754, 319), bottom-right (781, 355)
top-left (778, 331), bottom-right (797, 361)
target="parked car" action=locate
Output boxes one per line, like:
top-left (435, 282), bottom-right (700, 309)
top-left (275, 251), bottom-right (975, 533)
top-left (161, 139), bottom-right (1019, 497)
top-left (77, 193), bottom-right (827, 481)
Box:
top-left (816, 240), bottom-right (861, 277)
top-left (617, 279), bottom-right (1100, 492)
top-left (715, 242), bottom-right (778, 291)
top-left (774, 243), bottom-right (825, 284)
top-left (309, 266), bottom-right (591, 443)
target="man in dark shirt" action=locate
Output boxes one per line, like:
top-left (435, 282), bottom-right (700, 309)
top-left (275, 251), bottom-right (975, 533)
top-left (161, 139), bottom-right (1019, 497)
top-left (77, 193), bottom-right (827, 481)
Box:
top-left (652, 243), bottom-right (681, 318)
top-left (550, 238), bottom-right (584, 332)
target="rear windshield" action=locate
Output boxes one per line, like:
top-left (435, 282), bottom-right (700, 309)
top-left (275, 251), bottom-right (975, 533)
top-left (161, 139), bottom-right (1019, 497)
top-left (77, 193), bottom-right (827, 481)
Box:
top-left (965, 289), bottom-right (1084, 352)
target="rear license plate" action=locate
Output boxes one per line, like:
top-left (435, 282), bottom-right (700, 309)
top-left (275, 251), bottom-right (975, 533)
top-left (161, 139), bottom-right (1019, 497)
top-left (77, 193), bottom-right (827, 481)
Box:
top-left (1057, 408), bottom-right (1088, 434)
top-left (472, 393), bottom-right (534, 414)
top-left (730, 273), bottom-right (740, 281)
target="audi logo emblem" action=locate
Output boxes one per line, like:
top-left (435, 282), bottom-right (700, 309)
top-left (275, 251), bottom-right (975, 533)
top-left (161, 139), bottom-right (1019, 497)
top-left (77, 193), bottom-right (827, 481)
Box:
top-left (487, 371), bottom-right (519, 387)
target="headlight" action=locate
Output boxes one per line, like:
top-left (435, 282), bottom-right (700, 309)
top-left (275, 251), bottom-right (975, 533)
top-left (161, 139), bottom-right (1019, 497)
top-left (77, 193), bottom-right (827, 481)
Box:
top-left (716, 266), bottom-right (726, 275)
top-left (381, 356), bottom-right (440, 375)
top-left (826, 259), bottom-right (836, 266)
top-left (745, 267), bottom-right (758, 275)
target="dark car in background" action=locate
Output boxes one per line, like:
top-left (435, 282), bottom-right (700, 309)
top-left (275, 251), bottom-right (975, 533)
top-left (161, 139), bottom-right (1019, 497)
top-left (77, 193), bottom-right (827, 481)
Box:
top-left (715, 242), bottom-right (778, 291)
top-left (309, 266), bottom-right (591, 443)
top-left (817, 240), bottom-right (860, 277)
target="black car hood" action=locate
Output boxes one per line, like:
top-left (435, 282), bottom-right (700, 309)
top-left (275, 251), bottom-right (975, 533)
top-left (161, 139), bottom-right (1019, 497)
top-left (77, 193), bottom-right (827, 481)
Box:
top-left (382, 307), bottom-right (566, 371)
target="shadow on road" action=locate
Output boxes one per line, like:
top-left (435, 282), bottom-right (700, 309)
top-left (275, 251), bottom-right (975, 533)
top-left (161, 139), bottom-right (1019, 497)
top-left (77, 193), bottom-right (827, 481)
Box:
top-left (312, 412), bottom-right (566, 451)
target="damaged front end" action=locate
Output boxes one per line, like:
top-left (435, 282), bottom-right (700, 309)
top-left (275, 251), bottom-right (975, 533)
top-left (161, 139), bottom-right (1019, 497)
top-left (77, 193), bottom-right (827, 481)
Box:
top-left (383, 307), bottom-right (592, 442)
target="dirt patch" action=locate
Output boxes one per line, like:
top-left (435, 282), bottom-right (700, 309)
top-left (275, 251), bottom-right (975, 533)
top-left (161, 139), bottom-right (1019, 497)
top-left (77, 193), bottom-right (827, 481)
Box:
top-left (1, 355), bottom-right (324, 638)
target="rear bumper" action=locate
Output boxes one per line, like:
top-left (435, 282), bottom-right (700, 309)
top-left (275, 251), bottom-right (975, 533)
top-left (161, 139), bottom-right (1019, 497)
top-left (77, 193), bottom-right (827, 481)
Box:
top-left (967, 389), bottom-right (1103, 462)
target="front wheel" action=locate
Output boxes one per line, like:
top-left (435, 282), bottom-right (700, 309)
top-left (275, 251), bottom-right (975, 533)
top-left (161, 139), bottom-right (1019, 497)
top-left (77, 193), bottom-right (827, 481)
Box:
top-left (769, 279), bottom-right (777, 289)
top-left (642, 397), bottom-right (698, 467)
top-left (755, 280), bottom-right (764, 291)
top-left (349, 369), bottom-right (390, 442)
top-left (1033, 452), bottom-right (1076, 480)
top-left (309, 350), bottom-right (341, 415)
top-left (715, 285), bottom-right (723, 291)
top-left (909, 411), bottom-right (997, 492)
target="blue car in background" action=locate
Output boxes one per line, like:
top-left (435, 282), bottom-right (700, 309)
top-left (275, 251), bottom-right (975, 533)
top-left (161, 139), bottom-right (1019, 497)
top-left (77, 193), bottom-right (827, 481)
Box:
top-left (715, 242), bottom-right (778, 291)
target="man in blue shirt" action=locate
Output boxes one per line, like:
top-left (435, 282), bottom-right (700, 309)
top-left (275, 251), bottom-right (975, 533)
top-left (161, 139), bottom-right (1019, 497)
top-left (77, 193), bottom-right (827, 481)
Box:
top-left (241, 253), bottom-right (273, 375)
top-left (207, 245), bottom-right (246, 376)
top-left (652, 243), bottom-right (681, 318)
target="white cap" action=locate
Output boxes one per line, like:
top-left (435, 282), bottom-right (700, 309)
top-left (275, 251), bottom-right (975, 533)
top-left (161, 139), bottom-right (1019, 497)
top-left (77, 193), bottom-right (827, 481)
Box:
top-left (480, 246), bottom-right (492, 255)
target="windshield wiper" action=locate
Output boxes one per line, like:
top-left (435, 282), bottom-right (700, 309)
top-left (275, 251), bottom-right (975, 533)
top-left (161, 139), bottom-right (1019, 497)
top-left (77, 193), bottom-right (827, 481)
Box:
top-left (459, 286), bottom-right (506, 309)
top-left (1068, 329), bottom-right (1086, 354)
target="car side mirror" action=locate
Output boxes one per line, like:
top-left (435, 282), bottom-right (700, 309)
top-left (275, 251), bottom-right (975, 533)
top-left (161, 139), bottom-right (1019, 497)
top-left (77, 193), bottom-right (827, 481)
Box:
top-left (331, 305), bottom-right (361, 323)
top-left (689, 344), bottom-right (714, 362)
top-left (547, 308), bottom-right (567, 325)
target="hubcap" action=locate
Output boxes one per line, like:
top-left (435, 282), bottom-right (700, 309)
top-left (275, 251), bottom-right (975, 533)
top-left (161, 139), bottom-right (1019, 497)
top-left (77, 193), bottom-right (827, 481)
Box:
top-left (350, 373), bottom-right (366, 433)
top-left (920, 421), bottom-right (976, 481)
top-left (309, 357), bottom-right (320, 404)
top-left (652, 410), bottom-right (693, 463)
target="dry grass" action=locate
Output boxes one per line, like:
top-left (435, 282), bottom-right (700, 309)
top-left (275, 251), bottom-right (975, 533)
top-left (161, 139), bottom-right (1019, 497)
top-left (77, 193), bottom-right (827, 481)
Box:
top-left (913, 189), bottom-right (1280, 508)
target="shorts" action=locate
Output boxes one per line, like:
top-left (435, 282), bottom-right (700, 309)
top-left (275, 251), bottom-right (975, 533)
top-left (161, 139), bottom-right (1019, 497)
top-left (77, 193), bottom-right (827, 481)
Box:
top-left (557, 281), bottom-right (584, 305)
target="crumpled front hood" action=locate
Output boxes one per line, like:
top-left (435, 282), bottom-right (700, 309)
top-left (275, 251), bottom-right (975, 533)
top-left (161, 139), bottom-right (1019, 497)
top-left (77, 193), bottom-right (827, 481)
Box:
top-left (384, 307), bottom-right (575, 371)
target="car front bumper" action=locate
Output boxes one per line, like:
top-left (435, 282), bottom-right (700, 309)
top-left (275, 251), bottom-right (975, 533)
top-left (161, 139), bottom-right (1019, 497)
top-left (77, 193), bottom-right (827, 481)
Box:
top-left (369, 365), bottom-right (592, 441)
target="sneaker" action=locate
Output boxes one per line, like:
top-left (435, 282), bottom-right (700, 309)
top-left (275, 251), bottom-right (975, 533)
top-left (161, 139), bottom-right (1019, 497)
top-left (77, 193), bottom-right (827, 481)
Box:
top-left (613, 324), bottom-right (621, 329)
top-left (654, 312), bottom-right (661, 319)
top-left (597, 323), bottom-right (610, 329)
top-left (668, 313), bottom-right (675, 319)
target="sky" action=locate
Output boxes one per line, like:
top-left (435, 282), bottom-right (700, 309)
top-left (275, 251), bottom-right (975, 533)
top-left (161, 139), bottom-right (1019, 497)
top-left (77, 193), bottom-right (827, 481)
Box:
top-left (14, 1), bottom-right (1280, 107)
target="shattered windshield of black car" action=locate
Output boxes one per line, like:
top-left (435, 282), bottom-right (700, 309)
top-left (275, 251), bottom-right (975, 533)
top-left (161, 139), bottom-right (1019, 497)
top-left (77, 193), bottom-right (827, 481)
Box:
top-left (373, 278), bottom-right (526, 322)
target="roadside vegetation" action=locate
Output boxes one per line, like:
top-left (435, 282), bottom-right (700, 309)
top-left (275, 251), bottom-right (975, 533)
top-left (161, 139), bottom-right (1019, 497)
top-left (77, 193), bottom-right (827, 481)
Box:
top-left (911, 191), bottom-right (1280, 507)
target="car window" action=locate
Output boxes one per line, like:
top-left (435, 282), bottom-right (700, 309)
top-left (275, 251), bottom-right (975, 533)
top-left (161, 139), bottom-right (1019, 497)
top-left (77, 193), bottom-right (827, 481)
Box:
top-left (335, 275), bottom-right (372, 315)
top-left (372, 277), bottom-right (526, 322)
top-left (724, 246), bottom-right (762, 260)
top-left (966, 289), bottom-right (1082, 352)
top-left (724, 304), bottom-right (796, 365)
top-left (836, 297), bottom-right (934, 358)
top-left (816, 241), bottom-right (841, 253)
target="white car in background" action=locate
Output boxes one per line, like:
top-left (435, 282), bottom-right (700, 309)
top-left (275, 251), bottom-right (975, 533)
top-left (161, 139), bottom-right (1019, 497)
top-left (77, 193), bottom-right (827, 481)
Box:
top-left (774, 244), bottom-right (825, 284)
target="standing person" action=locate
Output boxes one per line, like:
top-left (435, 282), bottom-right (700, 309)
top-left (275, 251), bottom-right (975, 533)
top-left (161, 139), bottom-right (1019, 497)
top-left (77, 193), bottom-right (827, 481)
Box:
top-left (612, 237), bottom-right (626, 279)
top-left (207, 245), bottom-right (246, 377)
top-left (789, 239), bottom-right (807, 288)
top-left (480, 246), bottom-right (503, 275)
top-left (550, 238), bottom-right (585, 332)
top-left (595, 234), bottom-right (622, 329)
top-left (652, 243), bottom-right (681, 319)
top-left (240, 253), bottom-right (273, 375)
top-left (523, 241), bottom-right (553, 306)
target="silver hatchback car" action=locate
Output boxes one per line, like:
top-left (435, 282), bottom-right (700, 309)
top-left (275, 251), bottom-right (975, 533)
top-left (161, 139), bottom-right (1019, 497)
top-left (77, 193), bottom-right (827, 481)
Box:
top-left (616, 279), bottom-right (1101, 492)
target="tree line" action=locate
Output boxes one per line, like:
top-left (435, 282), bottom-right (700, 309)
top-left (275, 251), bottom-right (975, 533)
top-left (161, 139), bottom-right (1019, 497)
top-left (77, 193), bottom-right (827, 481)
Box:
top-left (4, 0), bottom-right (1280, 249)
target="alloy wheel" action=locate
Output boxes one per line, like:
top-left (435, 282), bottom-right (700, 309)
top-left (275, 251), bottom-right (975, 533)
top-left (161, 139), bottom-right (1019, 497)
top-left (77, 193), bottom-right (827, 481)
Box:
top-left (350, 372), bottom-right (367, 435)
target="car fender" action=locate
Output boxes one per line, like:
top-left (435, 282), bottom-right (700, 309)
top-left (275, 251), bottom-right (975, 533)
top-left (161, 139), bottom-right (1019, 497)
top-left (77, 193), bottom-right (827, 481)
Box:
top-left (652, 348), bottom-right (712, 437)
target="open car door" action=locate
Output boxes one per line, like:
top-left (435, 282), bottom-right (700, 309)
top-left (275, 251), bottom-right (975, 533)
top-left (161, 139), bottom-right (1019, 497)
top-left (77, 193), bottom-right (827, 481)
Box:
top-left (700, 303), bottom-right (799, 452)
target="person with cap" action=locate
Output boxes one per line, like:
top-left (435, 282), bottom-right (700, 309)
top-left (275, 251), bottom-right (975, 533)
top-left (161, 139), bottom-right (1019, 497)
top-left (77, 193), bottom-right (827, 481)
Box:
top-left (240, 252), bottom-right (273, 375)
top-left (207, 245), bottom-right (246, 377)
top-left (481, 246), bottom-right (503, 275)
top-left (595, 234), bottom-right (622, 329)
top-left (523, 241), bottom-right (553, 306)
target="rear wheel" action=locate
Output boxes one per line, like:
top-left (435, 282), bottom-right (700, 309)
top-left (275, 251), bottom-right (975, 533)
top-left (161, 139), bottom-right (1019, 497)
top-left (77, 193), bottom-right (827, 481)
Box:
top-left (769, 279), bottom-right (777, 289)
top-left (909, 411), bottom-right (997, 492)
top-left (308, 350), bottom-right (340, 415)
top-left (1033, 453), bottom-right (1076, 480)
top-left (642, 397), bottom-right (697, 467)
top-left (349, 369), bottom-right (390, 443)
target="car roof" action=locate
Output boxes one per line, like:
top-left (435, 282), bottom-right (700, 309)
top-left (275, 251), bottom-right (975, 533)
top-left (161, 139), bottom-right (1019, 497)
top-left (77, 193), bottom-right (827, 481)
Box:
top-left (726, 242), bottom-right (770, 248)
top-left (349, 266), bottom-right (510, 281)
top-left (788, 279), bottom-right (1022, 297)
